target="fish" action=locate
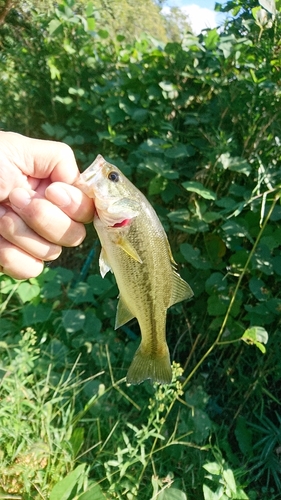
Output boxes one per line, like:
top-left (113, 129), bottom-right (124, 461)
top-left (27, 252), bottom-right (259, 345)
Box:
top-left (75, 155), bottom-right (193, 385)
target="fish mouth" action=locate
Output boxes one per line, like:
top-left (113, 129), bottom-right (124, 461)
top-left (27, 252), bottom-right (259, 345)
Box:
top-left (94, 209), bottom-right (132, 229)
top-left (112, 218), bottom-right (131, 228)
top-left (74, 155), bottom-right (105, 192)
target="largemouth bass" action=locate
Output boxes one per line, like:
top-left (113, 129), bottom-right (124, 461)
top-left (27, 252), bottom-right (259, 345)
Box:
top-left (75, 155), bottom-right (193, 384)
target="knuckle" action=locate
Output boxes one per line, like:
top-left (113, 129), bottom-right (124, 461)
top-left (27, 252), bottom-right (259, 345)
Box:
top-left (0, 212), bottom-right (16, 237)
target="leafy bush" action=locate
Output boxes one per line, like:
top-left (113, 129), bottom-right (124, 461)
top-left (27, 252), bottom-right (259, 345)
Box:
top-left (0, 0), bottom-right (281, 498)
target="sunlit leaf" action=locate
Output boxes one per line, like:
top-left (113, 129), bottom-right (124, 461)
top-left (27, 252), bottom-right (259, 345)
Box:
top-left (242, 326), bottom-right (269, 353)
top-left (259, 0), bottom-right (276, 15)
top-left (157, 487), bottom-right (187, 500)
top-left (49, 464), bottom-right (86, 500)
top-left (182, 181), bottom-right (217, 200)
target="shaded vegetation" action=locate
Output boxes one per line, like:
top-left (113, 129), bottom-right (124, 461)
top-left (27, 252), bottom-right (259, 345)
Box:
top-left (0, 0), bottom-right (281, 498)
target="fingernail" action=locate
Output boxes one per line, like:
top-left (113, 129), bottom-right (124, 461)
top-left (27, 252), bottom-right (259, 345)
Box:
top-left (0, 205), bottom-right (6, 217)
top-left (10, 188), bottom-right (31, 210)
top-left (47, 184), bottom-right (72, 208)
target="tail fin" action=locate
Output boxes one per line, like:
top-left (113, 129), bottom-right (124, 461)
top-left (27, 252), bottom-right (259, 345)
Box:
top-left (126, 344), bottom-right (172, 385)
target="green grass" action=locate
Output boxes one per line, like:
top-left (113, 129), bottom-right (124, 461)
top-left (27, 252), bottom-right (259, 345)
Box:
top-left (0, 321), bottom-right (252, 500)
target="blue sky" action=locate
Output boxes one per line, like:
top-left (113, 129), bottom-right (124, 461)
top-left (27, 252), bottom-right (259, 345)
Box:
top-left (167, 0), bottom-right (222, 6)
top-left (163, 0), bottom-right (226, 34)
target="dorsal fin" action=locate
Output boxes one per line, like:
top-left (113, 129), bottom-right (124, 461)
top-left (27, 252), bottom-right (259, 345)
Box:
top-left (169, 271), bottom-right (193, 308)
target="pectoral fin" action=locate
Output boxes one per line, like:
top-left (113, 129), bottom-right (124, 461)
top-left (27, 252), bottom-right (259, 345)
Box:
top-left (99, 248), bottom-right (112, 278)
top-left (116, 237), bottom-right (143, 263)
top-left (169, 271), bottom-right (193, 308)
top-left (115, 296), bottom-right (135, 329)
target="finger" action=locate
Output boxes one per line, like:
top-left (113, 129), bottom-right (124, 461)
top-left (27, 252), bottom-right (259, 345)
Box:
top-left (9, 188), bottom-right (86, 247)
top-left (0, 236), bottom-right (44, 279)
top-left (2, 132), bottom-right (80, 183)
top-left (45, 182), bottom-right (95, 223)
top-left (0, 205), bottom-right (62, 260)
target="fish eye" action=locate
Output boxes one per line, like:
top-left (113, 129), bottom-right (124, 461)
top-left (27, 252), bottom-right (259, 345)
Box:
top-left (108, 171), bottom-right (119, 182)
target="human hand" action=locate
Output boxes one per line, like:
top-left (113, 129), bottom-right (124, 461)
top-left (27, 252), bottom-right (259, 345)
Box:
top-left (0, 131), bottom-right (95, 279)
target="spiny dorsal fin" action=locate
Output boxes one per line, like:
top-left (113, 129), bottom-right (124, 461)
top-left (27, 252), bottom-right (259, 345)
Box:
top-left (169, 271), bottom-right (193, 308)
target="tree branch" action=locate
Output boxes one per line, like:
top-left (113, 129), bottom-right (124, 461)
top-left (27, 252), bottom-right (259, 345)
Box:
top-left (0, 0), bottom-right (14, 26)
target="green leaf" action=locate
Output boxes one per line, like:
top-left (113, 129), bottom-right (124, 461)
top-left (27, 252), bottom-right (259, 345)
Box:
top-left (107, 107), bottom-right (126, 126)
top-left (77, 483), bottom-right (106, 500)
top-left (140, 157), bottom-right (179, 179)
top-left (185, 385), bottom-right (209, 409)
top-left (251, 244), bottom-right (273, 275)
top-left (158, 487), bottom-right (187, 500)
top-left (203, 483), bottom-right (225, 500)
top-left (45, 339), bottom-right (69, 366)
top-left (249, 277), bottom-right (270, 301)
top-left (83, 312), bottom-right (102, 336)
top-left (165, 144), bottom-right (189, 159)
top-left (259, 0), bottom-right (276, 15)
top-left (49, 464), bottom-right (86, 500)
top-left (132, 109), bottom-right (148, 122)
top-left (40, 281), bottom-right (61, 299)
top-left (221, 221), bottom-right (253, 242)
top-left (48, 19), bottom-right (62, 35)
top-left (0, 276), bottom-right (18, 294)
top-left (70, 427), bottom-right (84, 457)
top-left (205, 273), bottom-right (227, 295)
top-left (87, 17), bottom-right (95, 31)
top-left (22, 304), bottom-right (53, 326)
top-left (68, 282), bottom-right (95, 304)
top-left (180, 243), bottom-right (210, 269)
top-left (62, 310), bottom-right (85, 333)
top-left (187, 407), bottom-right (212, 444)
top-left (148, 175), bottom-right (168, 195)
top-left (204, 234), bottom-right (226, 260)
top-left (266, 298), bottom-right (281, 315)
top-left (217, 153), bottom-right (251, 176)
top-left (235, 416), bottom-right (253, 455)
top-left (204, 29), bottom-right (219, 49)
top-left (222, 468), bottom-right (236, 493)
top-left (168, 209), bottom-right (190, 223)
top-left (203, 462), bottom-right (221, 475)
top-left (273, 256), bottom-right (281, 275)
top-left (98, 29), bottom-right (109, 39)
top-left (242, 326), bottom-right (269, 353)
top-left (207, 294), bottom-right (228, 316)
top-left (182, 181), bottom-right (217, 200)
top-left (159, 81), bottom-right (176, 92)
top-left (16, 282), bottom-right (41, 303)
top-left (87, 274), bottom-right (113, 295)
top-left (54, 267), bottom-right (74, 284)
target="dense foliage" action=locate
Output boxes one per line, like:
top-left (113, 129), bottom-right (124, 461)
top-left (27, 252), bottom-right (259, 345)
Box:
top-left (0, 0), bottom-right (281, 499)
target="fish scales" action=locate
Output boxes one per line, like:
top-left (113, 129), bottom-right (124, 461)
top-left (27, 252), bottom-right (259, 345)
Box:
top-left (74, 155), bottom-right (193, 385)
